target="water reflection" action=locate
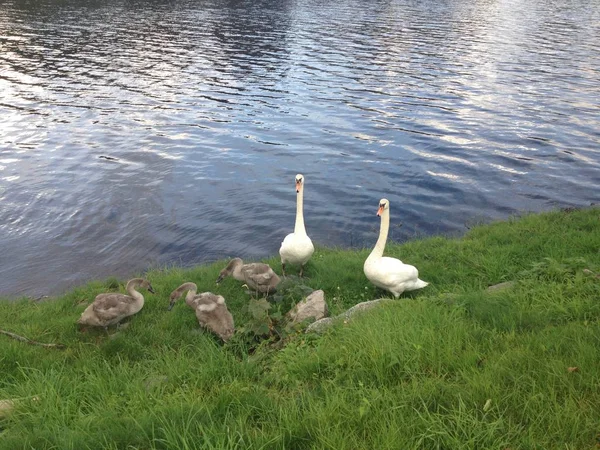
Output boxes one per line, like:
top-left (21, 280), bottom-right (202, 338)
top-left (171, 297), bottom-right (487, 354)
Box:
top-left (0, 0), bottom-right (599, 297)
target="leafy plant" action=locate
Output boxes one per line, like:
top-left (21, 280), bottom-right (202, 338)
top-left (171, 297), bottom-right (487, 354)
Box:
top-left (271, 275), bottom-right (314, 308)
top-left (230, 298), bottom-right (289, 353)
top-left (230, 277), bottom-right (316, 353)
top-left (245, 298), bottom-right (274, 337)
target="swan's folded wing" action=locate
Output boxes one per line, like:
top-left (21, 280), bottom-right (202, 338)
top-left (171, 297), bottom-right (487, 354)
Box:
top-left (379, 257), bottom-right (419, 284)
top-left (92, 294), bottom-right (133, 322)
top-left (279, 233), bottom-right (295, 253)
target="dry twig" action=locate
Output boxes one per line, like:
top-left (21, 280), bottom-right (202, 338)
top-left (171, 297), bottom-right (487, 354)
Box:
top-left (0, 329), bottom-right (66, 349)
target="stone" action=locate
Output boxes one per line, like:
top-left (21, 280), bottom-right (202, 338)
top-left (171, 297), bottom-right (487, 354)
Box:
top-left (305, 317), bottom-right (335, 334)
top-left (0, 399), bottom-right (15, 419)
top-left (306, 299), bottom-right (393, 334)
top-left (287, 290), bottom-right (328, 327)
top-left (486, 281), bottom-right (516, 293)
top-left (340, 299), bottom-right (390, 318)
top-left (0, 396), bottom-right (39, 419)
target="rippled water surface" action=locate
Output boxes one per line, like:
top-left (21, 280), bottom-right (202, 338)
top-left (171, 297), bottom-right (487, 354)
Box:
top-left (1, 0), bottom-right (599, 297)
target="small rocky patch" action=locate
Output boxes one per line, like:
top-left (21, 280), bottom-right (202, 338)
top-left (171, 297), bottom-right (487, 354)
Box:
top-left (306, 299), bottom-right (393, 334)
top-left (287, 290), bottom-right (328, 328)
top-left (486, 281), bottom-right (516, 293)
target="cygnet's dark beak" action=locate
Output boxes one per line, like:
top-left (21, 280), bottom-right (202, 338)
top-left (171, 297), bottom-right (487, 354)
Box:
top-left (167, 301), bottom-right (175, 311)
top-left (148, 285), bottom-right (156, 294)
top-left (216, 274), bottom-right (224, 284)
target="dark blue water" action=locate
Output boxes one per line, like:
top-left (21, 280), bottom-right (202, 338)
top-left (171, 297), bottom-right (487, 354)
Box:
top-left (1, 0), bottom-right (599, 297)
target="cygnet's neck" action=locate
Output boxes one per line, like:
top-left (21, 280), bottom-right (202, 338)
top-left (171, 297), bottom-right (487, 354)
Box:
top-left (231, 263), bottom-right (245, 282)
top-left (179, 282), bottom-right (198, 305)
top-left (126, 278), bottom-right (145, 304)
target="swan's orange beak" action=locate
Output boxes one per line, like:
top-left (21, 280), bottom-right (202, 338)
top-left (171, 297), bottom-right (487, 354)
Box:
top-left (377, 205), bottom-right (384, 216)
top-left (296, 181), bottom-right (301, 193)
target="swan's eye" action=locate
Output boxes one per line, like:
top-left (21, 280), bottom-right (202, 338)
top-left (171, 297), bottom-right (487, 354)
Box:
top-left (380, 204), bottom-right (384, 208)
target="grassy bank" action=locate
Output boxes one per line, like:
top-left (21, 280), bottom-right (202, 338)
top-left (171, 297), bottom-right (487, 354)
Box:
top-left (1, 208), bottom-right (599, 449)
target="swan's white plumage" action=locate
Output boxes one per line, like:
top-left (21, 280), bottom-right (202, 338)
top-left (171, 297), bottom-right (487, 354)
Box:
top-left (279, 232), bottom-right (314, 266)
top-left (364, 257), bottom-right (427, 296)
top-left (364, 199), bottom-right (428, 298)
top-left (279, 174), bottom-right (314, 272)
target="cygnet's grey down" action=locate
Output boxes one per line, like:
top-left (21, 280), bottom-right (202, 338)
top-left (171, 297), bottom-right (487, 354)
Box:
top-left (77, 278), bottom-right (155, 330)
top-left (168, 282), bottom-right (235, 342)
top-left (216, 258), bottom-right (280, 295)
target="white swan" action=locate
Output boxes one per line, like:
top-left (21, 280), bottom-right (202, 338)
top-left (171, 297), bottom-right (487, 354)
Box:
top-left (364, 199), bottom-right (428, 298)
top-left (77, 278), bottom-right (154, 330)
top-left (279, 173), bottom-right (314, 277)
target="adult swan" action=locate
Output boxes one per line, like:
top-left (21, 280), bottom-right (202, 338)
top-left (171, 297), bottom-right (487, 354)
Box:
top-left (364, 199), bottom-right (428, 298)
top-left (279, 174), bottom-right (314, 277)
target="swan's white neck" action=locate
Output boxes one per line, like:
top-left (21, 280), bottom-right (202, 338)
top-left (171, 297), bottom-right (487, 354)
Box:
top-left (294, 187), bottom-right (307, 235)
top-left (126, 279), bottom-right (145, 304)
top-left (368, 208), bottom-right (389, 260)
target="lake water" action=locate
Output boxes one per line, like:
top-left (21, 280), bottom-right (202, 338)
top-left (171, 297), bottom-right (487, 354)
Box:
top-left (1, 0), bottom-right (599, 298)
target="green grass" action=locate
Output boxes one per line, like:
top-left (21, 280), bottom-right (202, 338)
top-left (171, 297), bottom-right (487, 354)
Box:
top-left (1, 208), bottom-right (599, 449)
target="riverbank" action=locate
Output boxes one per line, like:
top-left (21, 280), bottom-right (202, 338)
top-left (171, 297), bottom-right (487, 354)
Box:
top-left (1, 208), bottom-right (599, 449)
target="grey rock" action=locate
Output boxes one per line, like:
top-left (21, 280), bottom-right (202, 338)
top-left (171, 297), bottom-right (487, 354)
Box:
top-left (287, 290), bottom-right (328, 327)
top-left (305, 317), bottom-right (335, 334)
top-left (0, 396), bottom-right (40, 419)
top-left (486, 281), bottom-right (516, 293)
top-left (340, 299), bottom-right (391, 318)
top-left (0, 399), bottom-right (15, 419)
top-left (306, 299), bottom-right (393, 334)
